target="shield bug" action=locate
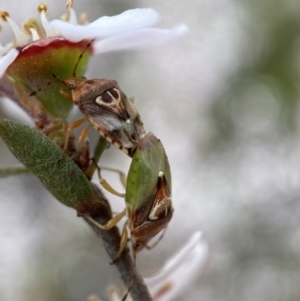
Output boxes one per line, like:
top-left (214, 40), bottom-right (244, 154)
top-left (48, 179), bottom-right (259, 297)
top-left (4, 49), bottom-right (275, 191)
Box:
top-left (48, 39), bottom-right (146, 157)
top-left (125, 131), bottom-right (173, 256)
top-left (61, 76), bottom-right (145, 157)
top-left (86, 131), bottom-right (173, 259)
top-left (31, 40), bottom-right (172, 258)
top-left (29, 39), bottom-right (145, 157)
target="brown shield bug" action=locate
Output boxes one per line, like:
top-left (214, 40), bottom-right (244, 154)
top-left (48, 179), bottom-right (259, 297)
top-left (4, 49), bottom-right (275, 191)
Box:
top-left (61, 76), bottom-right (145, 157)
top-left (50, 39), bottom-right (146, 157)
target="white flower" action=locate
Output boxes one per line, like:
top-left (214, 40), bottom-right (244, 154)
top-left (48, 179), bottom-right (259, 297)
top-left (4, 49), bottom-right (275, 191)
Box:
top-left (50, 8), bottom-right (188, 54)
top-left (145, 232), bottom-right (208, 301)
top-left (0, 48), bottom-right (18, 77)
top-left (0, 2), bottom-right (188, 78)
top-left (106, 232), bottom-right (208, 301)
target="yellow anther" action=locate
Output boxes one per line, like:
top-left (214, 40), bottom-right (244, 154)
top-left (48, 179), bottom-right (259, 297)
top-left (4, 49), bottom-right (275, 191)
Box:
top-left (0, 11), bottom-right (28, 46)
top-left (37, 3), bottom-right (49, 14)
top-left (87, 295), bottom-right (100, 301)
top-left (38, 3), bottom-right (56, 37)
top-left (106, 285), bottom-right (119, 297)
top-left (66, 1), bottom-right (77, 25)
top-left (60, 13), bottom-right (69, 22)
top-left (22, 18), bottom-right (45, 39)
top-left (66, 0), bottom-right (73, 10)
top-left (22, 24), bottom-right (39, 40)
top-left (22, 23), bottom-right (32, 35)
top-left (0, 11), bottom-right (10, 22)
top-left (79, 13), bottom-right (89, 24)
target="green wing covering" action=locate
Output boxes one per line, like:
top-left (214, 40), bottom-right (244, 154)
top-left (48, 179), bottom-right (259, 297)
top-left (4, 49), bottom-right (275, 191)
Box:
top-left (125, 132), bottom-right (171, 209)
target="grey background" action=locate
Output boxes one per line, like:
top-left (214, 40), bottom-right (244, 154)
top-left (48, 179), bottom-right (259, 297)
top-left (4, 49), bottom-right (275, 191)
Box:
top-left (1, 0), bottom-right (300, 300)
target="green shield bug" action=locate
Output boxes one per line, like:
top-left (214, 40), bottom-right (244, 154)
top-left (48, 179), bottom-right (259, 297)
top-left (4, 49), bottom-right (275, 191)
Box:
top-left (125, 132), bottom-right (173, 255)
top-left (86, 131), bottom-right (173, 260)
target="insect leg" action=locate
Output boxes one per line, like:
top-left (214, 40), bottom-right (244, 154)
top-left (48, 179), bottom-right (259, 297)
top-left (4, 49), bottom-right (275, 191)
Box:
top-left (120, 248), bottom-right (136, 301)
top-left (59, 90), bottom-right (73, 102)
top-left (145, 227), bottom-right (168, 250)
top-left (78, 123), bottom-right (93, 145)
top-left (121, 277), bottom-right (134, 301)
top-left (63, 117), bottom-right (87, 152)
top-left (111, 220), bottom-right (129, 263)
top-left (95, 164), bottom-right (125, 197)
top-left (84, 208), bottom-right (126, 230)
top-left (100, 166), bottom-right (127, 188)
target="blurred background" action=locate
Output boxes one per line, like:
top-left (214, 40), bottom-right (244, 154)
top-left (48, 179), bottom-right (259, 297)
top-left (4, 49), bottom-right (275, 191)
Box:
top-left (2, 0), bottom-right (300, 300)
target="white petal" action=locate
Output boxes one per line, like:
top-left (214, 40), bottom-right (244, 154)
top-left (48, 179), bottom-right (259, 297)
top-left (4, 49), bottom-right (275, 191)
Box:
top-left (0, 42), bottom-right (13, 56)
top-left (92, 24), bottom-right (189, 54)
top-left (50, 8), bottom-right (160, 42)
top-left (0, 49), bottom-right (19, 78)
top-left (144, 232), bottom-right (208, 301)
top-left (68, 7), bottom-right (78, 25)
top-left (40, 10), bottom-right (56, 37)
top-left (5, 16), bottom-right (28, 47)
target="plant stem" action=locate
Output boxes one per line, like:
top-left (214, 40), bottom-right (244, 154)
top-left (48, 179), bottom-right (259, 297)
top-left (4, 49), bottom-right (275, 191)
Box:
top-left (82, 183), bottom-right (152, 301)
top-left (0, 166), bottom-right (30, 178)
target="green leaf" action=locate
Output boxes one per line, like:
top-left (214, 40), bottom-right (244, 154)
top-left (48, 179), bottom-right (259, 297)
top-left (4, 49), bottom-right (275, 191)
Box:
top-left (0, 120), bottom-right (92, 208)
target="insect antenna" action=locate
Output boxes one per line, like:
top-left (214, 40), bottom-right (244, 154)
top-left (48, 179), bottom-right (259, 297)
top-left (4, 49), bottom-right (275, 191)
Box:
top-left (72, 38), bottom-right (95, 77)
top-left (51, 73), bottom-right (76, 99)
top-left (31, 38), bottom-right (95, 96)
top-left (28, 74), bottom-right (68, 97)
top-left (51, 73), bottom-right (75, 100)
top-left (29, 80), bottom-right (53, 96)
top-left (145, 227), bottom-right (168, 250)
top-left (51, 73), bottom-right (65, 85)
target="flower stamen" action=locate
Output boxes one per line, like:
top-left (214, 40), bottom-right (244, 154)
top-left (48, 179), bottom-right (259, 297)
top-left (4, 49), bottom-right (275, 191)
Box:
top-left (22, 19), bottom-right (43, 41)
top-left (0, 11), bottom-right (28, 46)
top-left (37, 3), bottom-right (49, 14)
top-left (79, 13), bottom-right (89, 25)
top-left (0, 11), bottom-right (10, 22)
top-left (65, 0), bottom-right (73, 10)
top-left (37, 3), bottom-right (56, 37)
top-left (26, 27), bottom-right (40, 41)
top-left (60, 14), bottom-right (69, 22)
top-left (66, 0), bottom-right (78, 25)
